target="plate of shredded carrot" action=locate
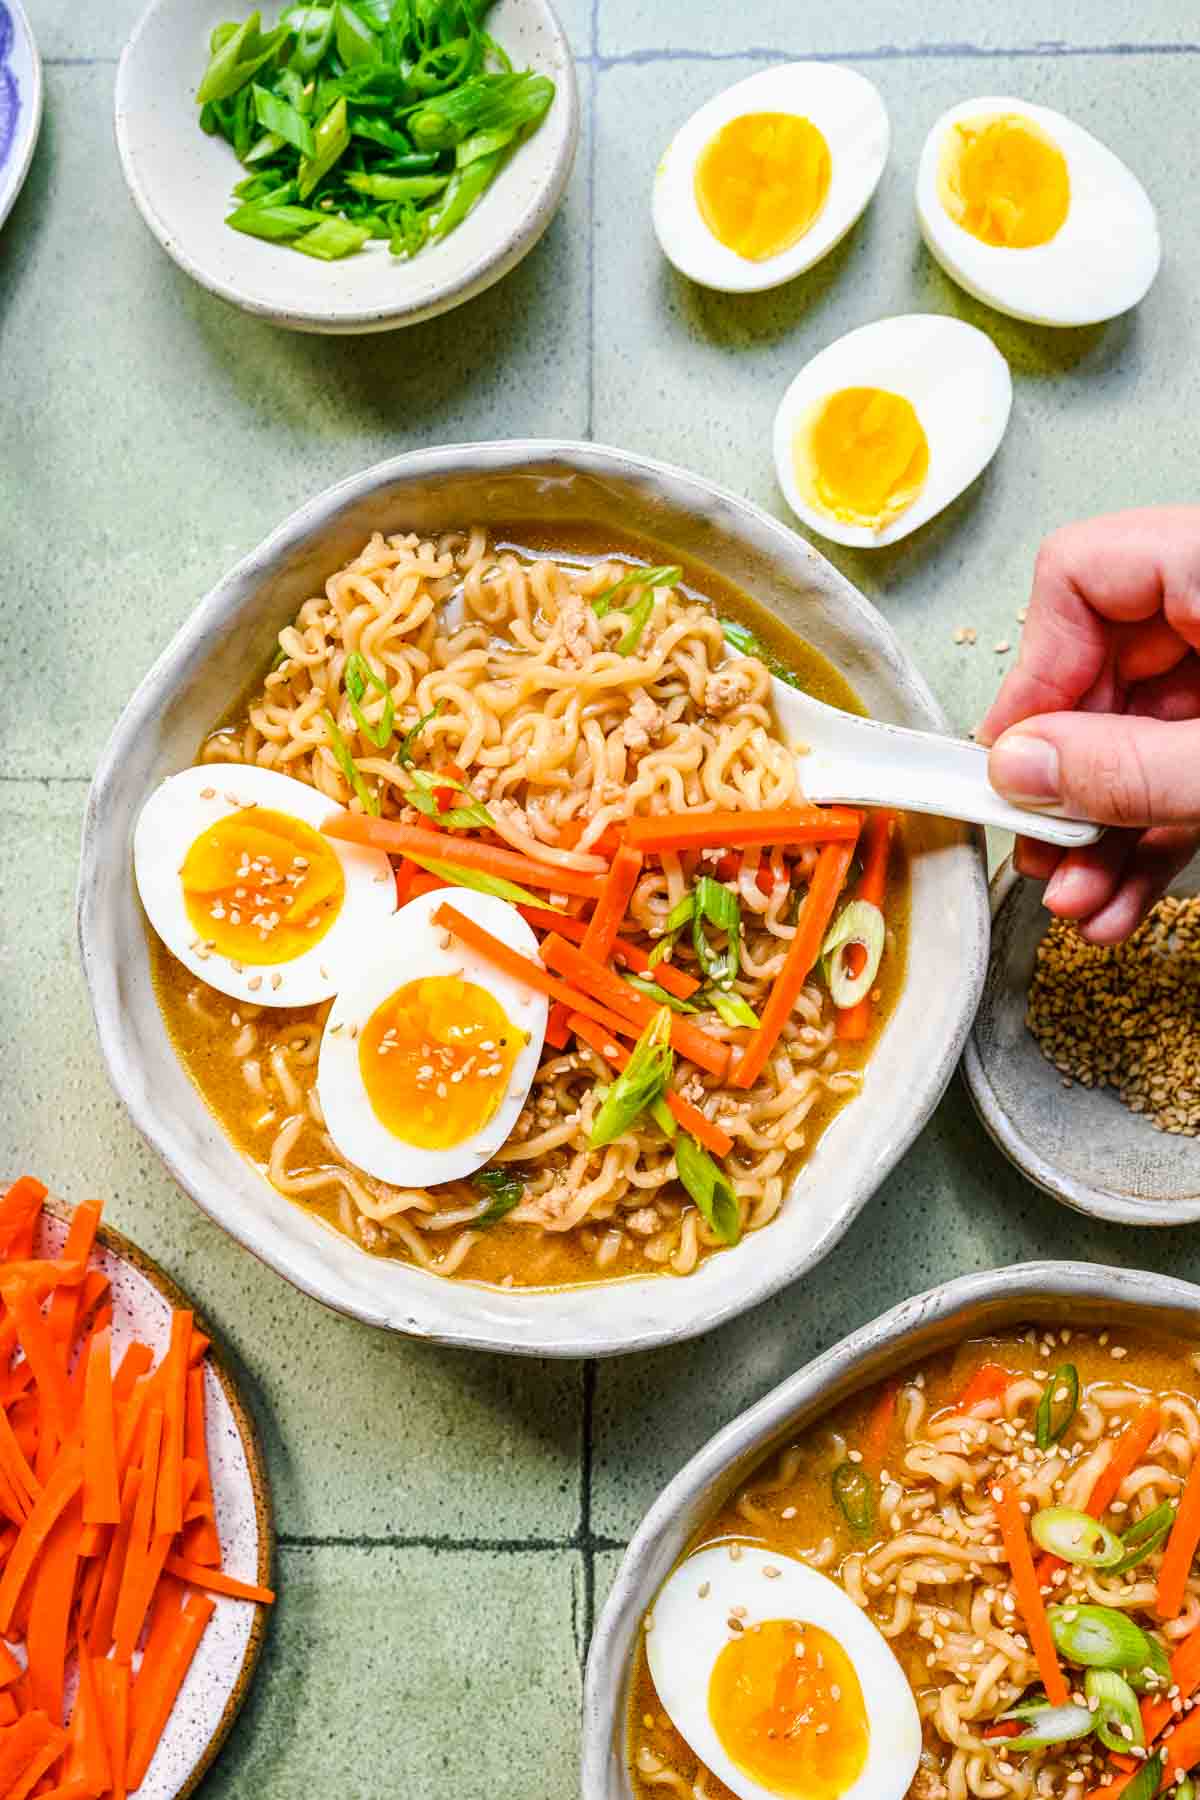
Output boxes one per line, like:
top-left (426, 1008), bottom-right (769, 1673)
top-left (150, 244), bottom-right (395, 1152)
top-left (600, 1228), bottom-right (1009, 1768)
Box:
top-left (0, 1175), bottom-right (274, 1799)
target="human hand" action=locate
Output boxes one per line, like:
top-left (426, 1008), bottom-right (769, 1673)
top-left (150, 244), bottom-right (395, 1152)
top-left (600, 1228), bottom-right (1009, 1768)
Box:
top-left (978, 507), bottom-right (1200, 942)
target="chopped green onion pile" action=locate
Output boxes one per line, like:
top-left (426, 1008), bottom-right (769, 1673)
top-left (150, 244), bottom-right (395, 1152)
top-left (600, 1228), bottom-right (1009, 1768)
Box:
top-left (197, 2), bottom-right (556, 261)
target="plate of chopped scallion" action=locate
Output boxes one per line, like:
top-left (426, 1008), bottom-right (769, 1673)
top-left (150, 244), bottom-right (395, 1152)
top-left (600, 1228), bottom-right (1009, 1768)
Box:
top-left (115, 0), bottom-right (579, 332)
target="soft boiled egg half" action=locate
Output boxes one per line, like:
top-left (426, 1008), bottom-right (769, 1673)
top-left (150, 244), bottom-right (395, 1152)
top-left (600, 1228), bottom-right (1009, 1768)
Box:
top-left (134, 763), bottom-right (396, 1007)
top-left (317, 888), bottom-right (547, 1189)
top-left (917, 96), bottom-right (1160, 326)
top-left (653, 64), bottom-right (889, 293)
top-left (773, 313), bottom-right (1012, 548)
top-left (646, 1545), bottom-right (921, 1800)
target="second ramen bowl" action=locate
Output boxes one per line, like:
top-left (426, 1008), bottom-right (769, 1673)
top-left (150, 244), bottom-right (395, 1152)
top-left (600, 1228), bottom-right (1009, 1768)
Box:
top-left (78, 440), bottom-right (987, 1357)
top-left (581, 1260), bottom-right (1200, 1797)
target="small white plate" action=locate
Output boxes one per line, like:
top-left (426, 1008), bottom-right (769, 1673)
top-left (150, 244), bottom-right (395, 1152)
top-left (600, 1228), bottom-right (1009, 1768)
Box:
top-left (0, 0), bottom-right (43, 232)
top-left (114, 0), bottom-right (579, 334)
top-left (37, 1194), bottom-right (274, 1797)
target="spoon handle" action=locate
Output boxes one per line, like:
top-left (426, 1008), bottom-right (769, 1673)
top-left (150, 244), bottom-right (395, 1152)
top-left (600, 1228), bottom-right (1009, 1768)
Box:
top-left (798, 723), bottom-right (1102, 849)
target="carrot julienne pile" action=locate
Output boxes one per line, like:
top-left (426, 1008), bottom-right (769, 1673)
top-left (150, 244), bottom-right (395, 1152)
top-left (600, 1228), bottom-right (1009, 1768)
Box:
top-left (0, 1178), bottom-right (274, 1798)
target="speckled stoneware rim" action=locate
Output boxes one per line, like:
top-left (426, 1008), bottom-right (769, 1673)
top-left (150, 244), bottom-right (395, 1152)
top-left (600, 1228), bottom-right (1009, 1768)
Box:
top-left (77, 439), bottom-right (988, 1358)
top-left (0, 0), bottom-right (43, 234)
top-left (40, 1194), bottom-right (274, 1798)
top-left (113, 0), bottom-right (579, 334)
top-left (581, 1261), bottom-right (1200, 1800)
top-left (963, 857), bottom-right (1200, 1228)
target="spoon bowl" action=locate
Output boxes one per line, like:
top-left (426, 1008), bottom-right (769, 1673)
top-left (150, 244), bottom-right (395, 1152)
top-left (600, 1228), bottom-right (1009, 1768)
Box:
top-left (771, 678), bottom-right (1101, 849)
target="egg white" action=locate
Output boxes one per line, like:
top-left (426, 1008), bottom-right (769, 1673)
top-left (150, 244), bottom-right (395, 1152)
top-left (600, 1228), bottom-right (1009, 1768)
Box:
top-left (916, 96), bottom-right (1161, 327)
top-left (645, 1544), bottom-right (921, 1800)
top-left (133, 762), bottom-right (396, 1007)
top-left (773, 312), bottom-right (1013, 548)
top-left (653, 63), bottom-right (890, 293)
top-left (316, 888), bottom-right (548, 1189)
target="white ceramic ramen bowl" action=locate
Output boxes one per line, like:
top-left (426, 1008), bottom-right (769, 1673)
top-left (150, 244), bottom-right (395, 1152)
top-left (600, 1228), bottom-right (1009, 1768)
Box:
top-left (114, 0), bottom-right (578, 334)
top-left (581, 1261), bottom-right (1200, 1798)
top-left (963, 851), bottom-right (1200, 1226)
top-left (78, 440), bottom-right (988, 1357)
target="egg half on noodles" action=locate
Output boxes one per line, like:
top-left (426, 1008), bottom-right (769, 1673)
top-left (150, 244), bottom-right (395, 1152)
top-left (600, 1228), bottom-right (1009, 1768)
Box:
top-left (133, 763), bottom-right (396, 1007)
top-left (646, 1544), bottom-right (921, 1800)
top-left (316, 888), bottom-right (548, 1189)
top-left (916, 96), bottom-right (1160, 326)
top-left (652, 64), bottom-right (889, 292)
top-left (773, 313), bottom-right (1012, 548)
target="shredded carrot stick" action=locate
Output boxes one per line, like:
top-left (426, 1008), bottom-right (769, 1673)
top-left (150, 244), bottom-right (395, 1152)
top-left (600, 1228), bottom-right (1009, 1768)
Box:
top-left (28, 1782), bottom-right (92, 1800)
top-left (0, 1400), bottom-right (38, 1513)
top-left (539, 935), bottom-right (730, 1077)
top-left (3, 1718), bottom-right (70, 1800)
top-left (81, 1328), bottom-right (120, 1530)
top-left (112, 1344), bottom-right (153, 1411)
top-left (0, 1452), bottom-right (82, 1638)
top-left (623, 805), bottom-right (862, 854)
top-left (862, 1379), bottom-right (900, 1469)
top-left (155, 1312), bottom-right (192, 1540)
top-left (1093, 1402), bottom-right (1162, 1519)
top-left (322, 814), bottom-right (605, 899)
top-left (994, 1475), bottom-right (1068, 1706)
top-left (179, 1368), bottom-right (220, 1568)
top-left (1155, 1706), bottom-right (1200, 1782)
top-left (836, 810), bottom-right (895, 1042)
top-left (954, 1362), bottom-right (1013, 1413)
top-left (0, 1639), bottom-right (21, 1691)
top-left (732, 837), bottom-right (858, 1090)
top-left (0, 1693), bottom-right (15, 1726)
top-left (92, 1658), bottom-right (129, 1800)
top-left (111, 1406), bottom-right (163, 1666)
top-left (566, 1015), bottom-right (733, 1158)
top-left (130, 1577), bottom-right (184, 1741)
top-left (46, 1200), bottom-right (103, 1362)
top-left (1158, 1444), bottom-right (1200, 1620)
top-left (126, 1592), bottom-right (216, 1790)
top-left (0, 1713), bottom-right (58, 1794)
top-left (0, 1179), bottom-right (46, 1239)
top-left (187, 1332), bottom-right (211, 1367)
top-left (163, 1555), bottom-right (275, 1604)
top-left (26, 1491), bottom-right (83, 1724)
top-left (62, 1644), bottom-right (109, 1799)
top-left (516, 907), bottom-right (701, 999)
top-left (433, 902), bottom-right (721, 1073)
top-left (3, 1287), bottom-right (75, 1458)
top-left (87, 1467), bottom-right (141, 1658)
top-left (1143, 1620), bottom-right (1200, 1740)
top-left (580, 843), bottom-right (643, 966)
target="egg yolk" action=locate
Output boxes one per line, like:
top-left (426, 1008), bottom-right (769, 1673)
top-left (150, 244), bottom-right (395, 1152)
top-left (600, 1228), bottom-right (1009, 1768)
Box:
top-left (795, 387), bottom-right (930, 530)
top-left (180, 808), bottom-right (344, 966)
top-left (695, 112), bottom-right (831, 262)
top-left (358, 976), bottom-right (521, 1151)
top-left (938, 114), bottom-right (1070, 248)
top-left (709, 1619), bottom-right (869, 1799)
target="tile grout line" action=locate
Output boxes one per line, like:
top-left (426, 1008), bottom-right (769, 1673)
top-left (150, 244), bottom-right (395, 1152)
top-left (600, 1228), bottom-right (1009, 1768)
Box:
top-left (579, 1358), bottom-right (597, 1666)
top-left (583, 0), bottom-right (599, 443)
top-left (43, 37), bottom-right (1200, 71)
top-left (277, 1529), bottom-right (628, 1553)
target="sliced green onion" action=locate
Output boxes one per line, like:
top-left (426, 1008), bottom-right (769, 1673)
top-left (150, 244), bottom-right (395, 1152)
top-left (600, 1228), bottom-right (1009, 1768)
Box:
top-left (822, 900), bottom-right (885, 1009)
top-left (323, 709), bottom-right (377, 814)
top-left (395, 700), bottom-right (443, 768)
top-left (345, 171), bottom-right (451, 200)
top-left (719, 618), bottom-right (805, 692)
top-left (1123, 1751), bottom-right (1165, 1800)
top-left (282, 4), bottom-right (335, 73)
top-left (251, 82), bottom-right (316, 157)
top-left (294, 216), bottom-right (371, 259)
top-left (456, 124), bottom-right (517, 167)
top-left (1048, 1604), bottom-right (1167, 1679)
top-left (647, 892), bottom-right (695, 969)
top-left (1085, 1669), bottom-right (1145, 1754)
top-left (616, 589), bottom-right (656, 657)
top-left (997, 1698), bottom-right (1095, 1751)
top-left (298, 95), bottom-right (350, 198)
top-left (343, 650), bottom-right (395, 749)
top-left (226, 200), bottom-right (323, 242)
top-left (1031, 1507), bottom-right (1123, 1569)
top-left (674, 1133), bottom-right (739, 1245)
top-left (402, 853), bottom-right (564, 915)
top-left (197, 15), bottom-right (290, 105)
top-left (1126, 1631), bottom-right (1172, 1693)
top-left (404, 766), bottom-right (494, 832)
top-left (621, 975), bottom-right (701, 1014)
top-left (1110, 1502), bottom-right (1177, 1576)
top-left (590, 1008), bottom-right (672, 1148)
top-left (334, 0), bottom-right (376, 65)
top-left (1036, 1364), bottom-right (1080, 1448)
top-left (1174, 1778), bottom-right (1197, 1800)
top-left (831, 1461), bottom-right (874, 1534)
top-left (649, 1096), bottom-right (677, 1139)
top-left (706, 988), bottom-right (760, 1029)
top-left (429, 147), bottom-right (504, 241)
top-left (471, 1166), bottom-right (523, 1226)
top-left (407, 70), bottom-right (555, 152)
top-left (244, 127), bottom-right (286, 165)
top-left (692, 876), bottom-right (740, 986)
top-left (592, 564), bottom-right (682, 619)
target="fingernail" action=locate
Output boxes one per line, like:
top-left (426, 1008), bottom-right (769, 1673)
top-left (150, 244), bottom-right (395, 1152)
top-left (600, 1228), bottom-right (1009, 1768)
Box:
top-left (1043, 865), bottom-right (1087, 911)
top-left (990, 732), bottom-right (1061, 805)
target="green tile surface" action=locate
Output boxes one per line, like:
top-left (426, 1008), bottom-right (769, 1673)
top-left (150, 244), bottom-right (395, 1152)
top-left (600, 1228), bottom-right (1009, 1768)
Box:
top-left (5, 6), bottom-right (1200, 1796)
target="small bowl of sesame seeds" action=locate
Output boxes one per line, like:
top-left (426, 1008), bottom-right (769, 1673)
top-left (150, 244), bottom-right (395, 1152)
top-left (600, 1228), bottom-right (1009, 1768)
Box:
top-left (963, 853), bottom-right (1200, 1225)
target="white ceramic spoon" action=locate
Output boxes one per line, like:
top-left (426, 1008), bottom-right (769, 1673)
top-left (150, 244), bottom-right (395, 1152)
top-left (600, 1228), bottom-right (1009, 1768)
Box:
top-left (770, 679), bottom-right (1101, 848)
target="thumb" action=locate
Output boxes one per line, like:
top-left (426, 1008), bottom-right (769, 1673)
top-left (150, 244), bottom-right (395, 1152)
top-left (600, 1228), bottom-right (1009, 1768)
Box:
top-left (988, 713), bottom-right (1200, 828)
